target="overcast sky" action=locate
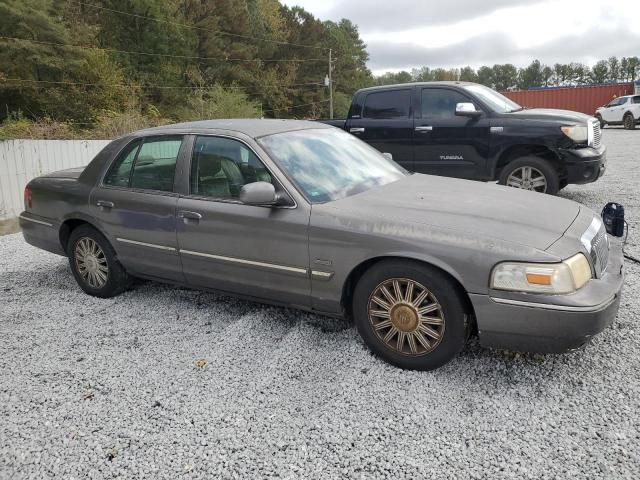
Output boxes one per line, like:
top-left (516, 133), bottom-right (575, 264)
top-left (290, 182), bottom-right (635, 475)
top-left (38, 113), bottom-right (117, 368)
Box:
top-left (282, 0), bottom-right (640, 75)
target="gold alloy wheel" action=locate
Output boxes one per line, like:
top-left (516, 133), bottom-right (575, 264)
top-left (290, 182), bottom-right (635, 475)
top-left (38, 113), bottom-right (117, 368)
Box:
top-left (74, 237), bottom-right (108, 289)
top-left (367, 278), bottom-right (445, 356)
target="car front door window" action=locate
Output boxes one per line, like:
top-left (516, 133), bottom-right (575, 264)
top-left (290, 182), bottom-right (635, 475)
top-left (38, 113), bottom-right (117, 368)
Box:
top-left (190, 136), bottom-right (272, 200)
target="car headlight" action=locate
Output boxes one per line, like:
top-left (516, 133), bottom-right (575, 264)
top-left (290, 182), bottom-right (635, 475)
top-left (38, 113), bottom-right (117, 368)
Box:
top-left (491, 253), bottom-right (592, 294)
top-left (561, 125), bottom-right (588, 144)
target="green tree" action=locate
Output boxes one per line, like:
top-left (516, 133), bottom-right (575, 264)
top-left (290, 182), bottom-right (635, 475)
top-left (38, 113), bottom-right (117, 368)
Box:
top-left (591, 60), bottom-right (609, 84)
top-left (459, 66), bottom-right (478, 83)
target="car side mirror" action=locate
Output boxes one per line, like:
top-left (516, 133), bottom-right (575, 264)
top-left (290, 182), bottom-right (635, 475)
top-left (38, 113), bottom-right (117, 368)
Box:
top-left (240, 181), bottom-right (278, 206)
top-left (240, 181), bottom-right (292, 207)
top-left (381, 152), bottom-right (393, 161)
top-left (455, 102), bottom-right (482, 117)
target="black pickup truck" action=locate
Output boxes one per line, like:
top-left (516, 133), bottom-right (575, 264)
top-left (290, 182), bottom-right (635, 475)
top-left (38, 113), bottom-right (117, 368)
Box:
top-left (319, 82), bottom-right (606, 195)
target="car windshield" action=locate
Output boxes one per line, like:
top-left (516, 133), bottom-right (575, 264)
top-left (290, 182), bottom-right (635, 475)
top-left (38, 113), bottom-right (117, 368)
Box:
top-left (258, 128), bottom-right (408, 203)
top-left (463, 84), bottom-right (522, 113)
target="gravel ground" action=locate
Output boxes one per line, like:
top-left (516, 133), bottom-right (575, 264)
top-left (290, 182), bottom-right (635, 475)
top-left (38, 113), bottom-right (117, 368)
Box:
top-left (1, 128), bottom-right (639, 479)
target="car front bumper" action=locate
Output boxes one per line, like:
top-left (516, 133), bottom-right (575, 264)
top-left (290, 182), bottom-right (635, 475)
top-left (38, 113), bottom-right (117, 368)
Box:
top-left (561, 144), bottom-right (607, 185)
top-left (470, 239), bottom-right (624, 353)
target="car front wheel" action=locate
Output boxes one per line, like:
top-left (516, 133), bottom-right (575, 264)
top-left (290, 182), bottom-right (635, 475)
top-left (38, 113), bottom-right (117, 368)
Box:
top-left (624, 113), bottom-right (636, 130)
top-left (68, 224), bottom-right (131, 298)
top-left (498, 156), bottom-right (559, 195)
top-left (352, 260), bottom-right (467, 370)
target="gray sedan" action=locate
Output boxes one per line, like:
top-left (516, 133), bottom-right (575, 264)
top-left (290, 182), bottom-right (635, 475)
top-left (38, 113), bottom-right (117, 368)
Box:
top-left (20, 120), bottom-right (624, 370)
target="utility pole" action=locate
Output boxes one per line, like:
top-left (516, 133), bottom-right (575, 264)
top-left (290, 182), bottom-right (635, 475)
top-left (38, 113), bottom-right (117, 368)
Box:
top-left (329, 48), bottom-right (333, 119)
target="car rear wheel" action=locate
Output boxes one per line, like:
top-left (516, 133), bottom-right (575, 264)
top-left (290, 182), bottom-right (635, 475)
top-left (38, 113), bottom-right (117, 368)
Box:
top-left (596, 114), bottom-right (606, 129)
top-left (498, 156), bottom-right (559, 195)
top-left (67, 224), bottom-right (131, 298)
top-left (624, 113), bottom-right (636, 130)
top-left (352, 260), bottom-right (467, 370)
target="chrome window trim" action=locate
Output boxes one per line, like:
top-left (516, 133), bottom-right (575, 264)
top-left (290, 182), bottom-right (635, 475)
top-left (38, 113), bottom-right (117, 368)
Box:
top-left (180, 249), bottom-right (308, 275)
top-left (185, 133), bottom-right (298, 210)
top-left (116, 238), bottom-right (177, 252)
top-left (19, 215), bottom-right (53, 227)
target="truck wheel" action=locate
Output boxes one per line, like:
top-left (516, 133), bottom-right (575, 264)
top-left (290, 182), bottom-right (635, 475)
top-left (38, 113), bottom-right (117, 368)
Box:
top-left (498, 157), bottom-right (559, 195)
top-left (596, 114), bottom-right (606, 129)
top-left (67, 224), bottom-right (131, 298)
top-left (352, 260), bottom-right (467, 371)
top-left (624, 113), bottom-right (636, 130)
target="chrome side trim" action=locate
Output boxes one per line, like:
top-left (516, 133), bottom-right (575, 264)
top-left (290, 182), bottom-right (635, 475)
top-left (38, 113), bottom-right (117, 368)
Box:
top-left (19, 215), bottom-right (53, 227)
top-left (490, 294), bottom-right (616, 312)
top-left (180, 249), bottom-right (308, 275)
top-left (311, 270), bottom-right (334, 281)
top-left (116, 238), bottom-right (176, 252)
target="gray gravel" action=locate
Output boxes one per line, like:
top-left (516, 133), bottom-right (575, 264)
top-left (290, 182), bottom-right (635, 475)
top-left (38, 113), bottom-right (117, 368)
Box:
top-left (1, 128), bottom-right (640, 479)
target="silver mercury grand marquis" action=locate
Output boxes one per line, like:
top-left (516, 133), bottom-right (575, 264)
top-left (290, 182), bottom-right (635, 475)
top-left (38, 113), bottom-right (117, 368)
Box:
top-left (20, 120), bottom-right (625, 370)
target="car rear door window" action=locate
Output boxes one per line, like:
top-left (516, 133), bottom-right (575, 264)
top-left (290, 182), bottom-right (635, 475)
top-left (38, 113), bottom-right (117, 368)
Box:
top-left (190, 136), bottom-right (272, 200)
top-left (104, 137), bottom-right (183, 192)
top-left (129, 138), bottom-right (182, 192)
top-left (633, 96), bottom-right (640, 104)
top-left (421, 88), bottom-right (474, 118)
top-left (363, 90), bottom-right (411, 119)
top-left (104, 140), bottom-right (140, 187)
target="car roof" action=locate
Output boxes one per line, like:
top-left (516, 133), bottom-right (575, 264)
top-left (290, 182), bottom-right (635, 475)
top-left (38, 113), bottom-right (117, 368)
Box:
top-left (356, 81), bottom-right (479, 94)
top-left (133, 119), bottom-right (331, 139)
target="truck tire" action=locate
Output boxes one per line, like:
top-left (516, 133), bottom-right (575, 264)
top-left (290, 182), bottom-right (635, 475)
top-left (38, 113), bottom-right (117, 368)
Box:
top-left (498, 156), bottom-right (559, 195)
top-left (624, 113), bottom-right (636, 130)
top-left (67, 224), bottom-right (131, 298)
top-left (352, 260), bottom-right (467, 371)
top-left (596, 114), bottom-right (606, 129)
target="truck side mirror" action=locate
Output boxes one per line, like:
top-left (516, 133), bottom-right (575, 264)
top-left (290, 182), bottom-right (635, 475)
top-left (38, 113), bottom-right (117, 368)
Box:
top-left (455, 102), bottom-right (482, 117)
top-left (381, 152), bottom-right (393, 162)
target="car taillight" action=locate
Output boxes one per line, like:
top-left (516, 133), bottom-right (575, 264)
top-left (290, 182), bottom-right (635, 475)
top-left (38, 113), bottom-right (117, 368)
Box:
top-left (24, 186), bottom-right (32, 209)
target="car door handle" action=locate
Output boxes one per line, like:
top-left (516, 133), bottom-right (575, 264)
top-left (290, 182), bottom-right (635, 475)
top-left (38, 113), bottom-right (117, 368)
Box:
top-left (177, 210), bottom-right (202, 220)
top-left (96, 200), bottom-right (114, 208)
top-left (415, 126), bottom-right (433, 132)
top-left (350, 127), bottom-right (365, 134)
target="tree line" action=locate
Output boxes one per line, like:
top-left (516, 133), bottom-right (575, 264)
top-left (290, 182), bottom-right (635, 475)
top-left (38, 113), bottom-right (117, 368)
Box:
top-left (0, 0), bottom-right (370, 137)
top-left (377, 57), bottom-right (640, 91)
top-left (1, 0), bottom-right (638, 139)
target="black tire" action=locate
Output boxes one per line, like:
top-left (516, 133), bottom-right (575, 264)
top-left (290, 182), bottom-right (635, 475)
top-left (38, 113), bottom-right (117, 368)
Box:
top-left (352, 260), bottom-right (467, 371)
top-left (498, 156), bottom-right (559, 195)
top-left (624, 113), bottom-right (636, 130)
top-left (596, 114), bottom-right (606, 129)
top-left (67, 224), bottom-right (131, 298)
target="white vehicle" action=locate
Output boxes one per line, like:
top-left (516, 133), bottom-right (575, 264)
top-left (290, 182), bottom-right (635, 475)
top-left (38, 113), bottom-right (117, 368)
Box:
top-left (595, 95), bottom-right (640, 130)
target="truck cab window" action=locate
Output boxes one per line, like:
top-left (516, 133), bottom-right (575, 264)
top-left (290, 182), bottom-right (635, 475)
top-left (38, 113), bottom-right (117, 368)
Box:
top-left (363, 90), bottom-right (411, 119)
top-left (421, 89), bottom-right (473, 119)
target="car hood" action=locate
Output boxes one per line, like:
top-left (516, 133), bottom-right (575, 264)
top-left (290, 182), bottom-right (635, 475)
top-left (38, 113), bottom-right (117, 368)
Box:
top-left (506, 108), bottom-right (594, 125)
top-left (329, 174), bottom-right (580, 251)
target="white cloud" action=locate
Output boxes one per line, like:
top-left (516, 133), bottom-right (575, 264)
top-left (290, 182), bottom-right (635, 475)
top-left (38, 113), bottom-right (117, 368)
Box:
top-left (282, 0), bottom-right (640, 73)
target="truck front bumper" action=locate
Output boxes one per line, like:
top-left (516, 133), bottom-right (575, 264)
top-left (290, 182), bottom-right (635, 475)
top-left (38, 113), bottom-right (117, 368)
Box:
top-left (470, 239), bottom-right (624, 353)
top-left (561, 144), bottom-right (607, 185)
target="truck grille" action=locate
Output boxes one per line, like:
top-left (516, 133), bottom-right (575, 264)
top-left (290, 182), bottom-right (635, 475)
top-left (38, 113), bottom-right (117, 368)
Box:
top-left (590, 120), bottom-right (602, 148)
top-left (586, 223), bottom-right (609, 277)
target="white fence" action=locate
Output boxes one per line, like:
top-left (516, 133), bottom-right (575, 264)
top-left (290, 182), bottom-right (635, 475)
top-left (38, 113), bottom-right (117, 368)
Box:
top-left (0, 139), bottom-right (110, 221)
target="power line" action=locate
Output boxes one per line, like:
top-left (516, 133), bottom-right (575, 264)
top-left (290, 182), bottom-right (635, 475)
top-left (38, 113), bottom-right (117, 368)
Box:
top-left (0, 78), bottom-right (323, 91)
top-left (0, 36), bottom-right (327, 63)
top-left (71, 1), bottom-right (329, 51)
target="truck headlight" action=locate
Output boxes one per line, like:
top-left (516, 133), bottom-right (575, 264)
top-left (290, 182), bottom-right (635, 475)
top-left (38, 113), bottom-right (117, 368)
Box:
top-left (561, 125), bottom-right (588, 144)
top-left (491, 253), bottom-right (592, 294)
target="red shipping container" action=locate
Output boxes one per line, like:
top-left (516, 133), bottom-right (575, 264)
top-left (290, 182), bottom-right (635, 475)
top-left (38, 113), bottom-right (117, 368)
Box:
top-left (502, 83), bottom-right (634, 116)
